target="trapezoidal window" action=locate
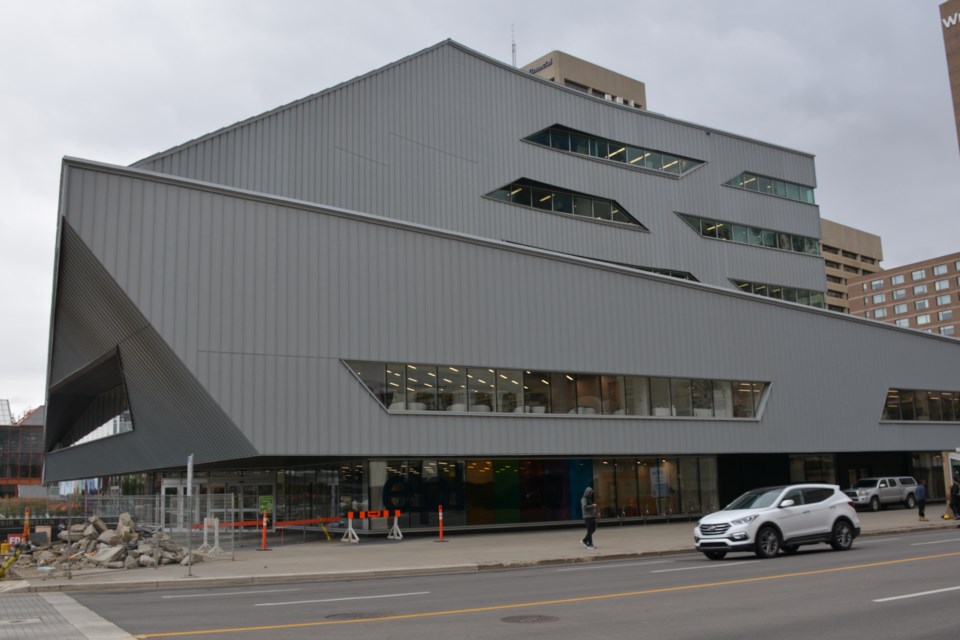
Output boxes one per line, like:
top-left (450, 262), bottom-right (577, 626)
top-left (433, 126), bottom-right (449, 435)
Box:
top-left (486, 178), bottom-right (646, 229)
top-left (524, 125), bottom-right (704, 176)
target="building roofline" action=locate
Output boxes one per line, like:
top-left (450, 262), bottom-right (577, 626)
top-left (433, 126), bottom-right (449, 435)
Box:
top-left (132, 39), bottom-right (816, 168)
top-left (64, 155), bottom-right (960, 348)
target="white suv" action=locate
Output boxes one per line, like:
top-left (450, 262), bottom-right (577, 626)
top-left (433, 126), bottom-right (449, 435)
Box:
top-left (694, 484), bottom-right (861, 560)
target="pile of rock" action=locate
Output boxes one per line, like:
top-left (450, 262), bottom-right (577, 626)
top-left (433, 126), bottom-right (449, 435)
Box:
top-left (13, 513), bottom-right (207, 573)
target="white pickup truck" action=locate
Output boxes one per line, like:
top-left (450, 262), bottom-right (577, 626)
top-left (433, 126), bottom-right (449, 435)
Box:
top-left (843, 476), bottom-right (918, 512)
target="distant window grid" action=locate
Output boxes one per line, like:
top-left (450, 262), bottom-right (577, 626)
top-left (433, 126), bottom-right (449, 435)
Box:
top-left (874, 308), bottom-right (888, 319)
top-left (942, 325), bottom-right (956, 336)
top-left (872, 293), bottom-right (886, 304)
top-left (894, 303), bottom-right (908, 314)
top-left (937, 294), bottom-right (952, 306)
top-left (916, 314), bottom-right (931, 326)
top-left (940, 310), bottom-right (954, 322)
top-left (525, 125), bottom-right (704, 176)
top-left (732, 280), bottom-right (825, 308)
top-left (0, 425), bottom-right (44, 480)
top-left (883, 389), bottom-right (960, 421)
top-left (678, 213), bottom-right (820, 257)
top-left (861, 256), bottom-right (877, 265)
top-left (870, 279), bottom-right (884, 290)
top-left (486, 179), bottom-right (644, 228)
top-left (915, 299), bottom-right (930, 311)
top-left (933, 264), bottom-right (948, 276)
top-left (935, 279), bottom-right (950, 291)
top-left (724, 172), bottom-right (815, 204)
top-left (895, 318), bottom-right (910, 328)
top-left (914, 284), bottom-right (928, 295)
top-left (890, 274), bottom-right (905, 285)
top-left (892, 289), bottom-right (907, 300)
top-left (345, 361), bottom-right (767, 418)
top-left (912, 269), bottom-right (926, 281)
top-left (825, 260), bottom-right (840, 269)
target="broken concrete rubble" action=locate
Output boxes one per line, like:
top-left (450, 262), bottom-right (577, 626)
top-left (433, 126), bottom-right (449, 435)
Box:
top-left (7, 512), bottom-right (222, 577)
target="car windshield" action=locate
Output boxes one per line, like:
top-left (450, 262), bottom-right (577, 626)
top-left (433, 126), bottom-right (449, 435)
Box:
top-left (724, 488), bottom-right (783, 510)
top-left (852, 479), bottom-right (879, 489)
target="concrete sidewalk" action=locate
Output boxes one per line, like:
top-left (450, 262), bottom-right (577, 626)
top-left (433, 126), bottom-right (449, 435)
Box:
top-left (0, 508), bottom-right (955, 640)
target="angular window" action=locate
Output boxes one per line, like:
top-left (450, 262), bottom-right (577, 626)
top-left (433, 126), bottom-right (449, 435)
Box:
top-left (935, 279), bottom-right (950, 291)
top-left (525, 125), bottom-right (704, 176)
top-left (942, 325), bottom-right (956, 336)
top-left (892, 289), bottom-right (906, 300)
top-left (870, 279), bottom-right (884, 290)
top-left (895, 318), bottom-right (910, 328)
top-left (937, 294), bottom-right (952, 306)
top-left (872, 293), bottom-right (886, 304)
top-left (915, 299), bottom-right (929, 311)
top-left (934, 264), bottom-right (948, 276)
top-left (679, 213), bottom-right (819, 257)
top-left (487, 178), bottom-right (646, 228)
top-left (914, 284), bottom-right (928, 295)
top-left (725, 172), bottom-right (815, 204)
top-left (939, 310), bottom-right (954, 322)
top-left (912, 269), bottom-right (926, 281)
top-left (917, 314), bottom-right (931, 326)
top-left (891, 274), bottom-right (905, 285)
top-left (894, 303), bottom-right (908, 314)
top-left (729, 279), bottom-right (825, 308)
top-left (883, 390), bottom-right (901, 420)
top-left (874, 308), bottom-right (888, 319)
top-left (345, 362), bottom-right (767, 419)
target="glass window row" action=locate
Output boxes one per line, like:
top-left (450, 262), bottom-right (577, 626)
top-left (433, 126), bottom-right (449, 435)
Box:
top-left (525, 125), bottom-right (704, 176)
top-left (678, 213), bottom-right (820, 257)
top-left (486, 179), bottom-right (643, 227)
top-left (883, 389), bottom-right (960, 422)
top-left (732, 280), bottom-right (825, 308)
top-left (345, 361), bottom-right (766, 419)
top-left (724, 172), bottom-right (815, 204)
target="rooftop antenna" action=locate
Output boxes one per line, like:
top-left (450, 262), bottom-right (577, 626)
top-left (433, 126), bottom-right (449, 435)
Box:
top-left (511, 25), bottom-right (517, 67)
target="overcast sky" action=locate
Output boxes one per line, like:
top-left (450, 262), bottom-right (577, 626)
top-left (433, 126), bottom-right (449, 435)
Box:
top-left (1, 0), bottom-right (957, 417)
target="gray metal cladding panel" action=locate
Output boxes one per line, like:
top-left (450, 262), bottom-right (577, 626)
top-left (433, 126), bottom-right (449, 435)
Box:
top-left (58, 161), bottom-right (960, 463)
top-left (130, 42), bottom-right (825, 292)
top-left (44, 217), bottom-right (258, 482)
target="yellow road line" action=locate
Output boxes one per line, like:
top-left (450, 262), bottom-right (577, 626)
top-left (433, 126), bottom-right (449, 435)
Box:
top-left (134, 551), bottom-right (960, 638)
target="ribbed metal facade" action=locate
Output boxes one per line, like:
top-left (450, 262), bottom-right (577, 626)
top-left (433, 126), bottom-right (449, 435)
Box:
top-left (44, 41), bottom-right (960, 484)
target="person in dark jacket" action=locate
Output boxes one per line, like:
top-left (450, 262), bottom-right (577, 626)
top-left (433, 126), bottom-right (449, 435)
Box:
top-left (916, 479), bottom-right (927, 521)
top-left (951, 478), bottom-right (960, 520)
top-left (581, 487), bottom-right (598, 550)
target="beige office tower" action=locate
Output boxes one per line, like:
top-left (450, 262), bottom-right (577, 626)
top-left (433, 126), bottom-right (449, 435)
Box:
top-left (522, 51), bottom-right (647, 110)
top-left (820, 219), bottom-right (884, 313)
top-left (942, 0), bottom-right (960, 150)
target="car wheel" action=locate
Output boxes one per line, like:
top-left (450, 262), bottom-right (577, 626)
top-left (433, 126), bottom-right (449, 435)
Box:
top-left (781, 544), bottom-right (799, 555)
top-left (755, 526), bottom-right (781, 559)
top-left (703, 550), bottom-right (727, 560)
top-left (869, 496), bottom-right (880, 512)
top-left (905, 494), bottom-right (916, 509)
top-left (830, 520), bottom-right (854, 551)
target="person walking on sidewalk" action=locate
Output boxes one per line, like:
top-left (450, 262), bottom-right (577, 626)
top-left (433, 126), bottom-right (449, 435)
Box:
top-left (951, 477), bottom-right (960, 520)
top-left (916, 479), bottom-right (927, 521)
top-left (581, 487), bottom-right (598, 550)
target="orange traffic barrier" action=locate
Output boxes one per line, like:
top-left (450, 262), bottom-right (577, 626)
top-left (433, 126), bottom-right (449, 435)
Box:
top-left (436, 504), bottom-right (446, 542)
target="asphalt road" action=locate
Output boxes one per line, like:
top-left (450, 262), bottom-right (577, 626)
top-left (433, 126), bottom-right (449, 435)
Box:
top-left (72, 529), bottom-right (960, 639)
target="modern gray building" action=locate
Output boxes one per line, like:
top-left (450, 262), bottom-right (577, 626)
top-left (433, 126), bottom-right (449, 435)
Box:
top-left (43, 40), bottom-right (960, 530)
